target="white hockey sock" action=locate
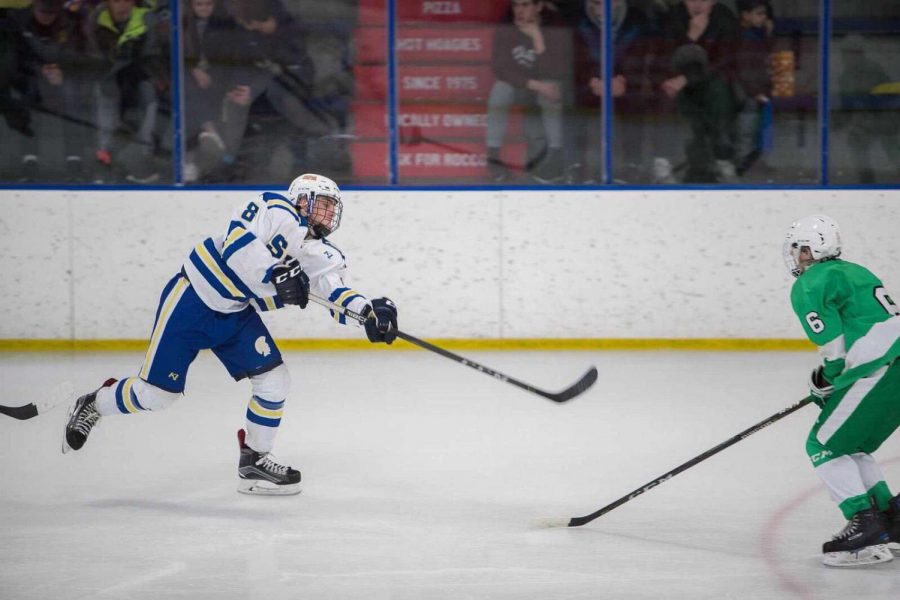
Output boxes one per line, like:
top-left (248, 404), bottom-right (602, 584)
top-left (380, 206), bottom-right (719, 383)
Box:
top-left (244, 395), bottom-right (284, 453)
top-left (94, 377), bottom-right (180, 416)
top-left (815, 455), bottom-right (869, 510)
top-left (850, 453), bottom-right (887, 490)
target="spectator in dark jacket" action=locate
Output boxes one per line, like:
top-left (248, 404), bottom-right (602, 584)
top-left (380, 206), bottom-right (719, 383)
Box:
top-left (87, 0), bottom-right (164, 182)
top-left (214, 0), bottom-right (335, 182)
top-left (9, 0), bottom-right (91, 181)
top-left (0, 7), bottom-right (35, 166)
top-left (573, 0), bottom-right (654, 182)
top-left (733, 0), bottom-right (773, 175)
top-left (658, 0), bottom-right (739, 182)
top-left (486, 0), bottom-right (571, 183)
top-left (181, 0), bottom-right (246, 181)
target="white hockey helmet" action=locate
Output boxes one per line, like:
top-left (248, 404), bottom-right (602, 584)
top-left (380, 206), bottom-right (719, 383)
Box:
top-left (287, 173), bottom-right (343, 237)
top-left (783, 214), bottom-right (842, 277)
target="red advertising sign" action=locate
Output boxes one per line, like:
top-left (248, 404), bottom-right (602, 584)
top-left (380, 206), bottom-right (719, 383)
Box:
top-left (357, 0), bottom-right (506, 24)
top-left (355, 26), bottom-right (494, 64)
top-left (354, 64), bottom-right (495, 102)
top-left (351, 140), bottom-right (525, 180)
top-left (358, 0), bottom-right (386, 24)
top-left (352, 102), bottom-right (522, 140)
top-left (398, 0), bottom-right (508, 23)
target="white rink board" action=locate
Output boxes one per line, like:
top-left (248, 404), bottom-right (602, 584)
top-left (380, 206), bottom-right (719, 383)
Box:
top-left (1, 188), bottom-right (899, 339)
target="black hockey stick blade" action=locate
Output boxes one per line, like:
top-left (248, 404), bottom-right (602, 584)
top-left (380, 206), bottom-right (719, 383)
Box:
top-left (532, 396), bottom-right (814, 528)
top-left (0, 381), bottom-right (74, 421)
top-left (536, 366), bottom-right (598, 403)
top-left (0, 403), bottom-right (39, 420)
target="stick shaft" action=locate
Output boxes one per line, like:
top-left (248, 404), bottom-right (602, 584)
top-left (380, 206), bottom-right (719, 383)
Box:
top-left (307, 293), bottom-right (596, 402)
top-left (565, 396), bottom-right (814, 527)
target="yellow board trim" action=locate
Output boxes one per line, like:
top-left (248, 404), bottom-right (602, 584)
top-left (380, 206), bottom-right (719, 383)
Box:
top-left (0, 338), bottom-right (816, 352)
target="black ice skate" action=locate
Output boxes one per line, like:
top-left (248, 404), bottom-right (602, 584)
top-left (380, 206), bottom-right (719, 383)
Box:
top-left (62, 378), bottom-right (117, 454)
top-left (822, 507), bottom-right (893, 567)
top-left (886, 495), bottom-right (900, 555)
top-left (236, 429), bottom-right (301, 496)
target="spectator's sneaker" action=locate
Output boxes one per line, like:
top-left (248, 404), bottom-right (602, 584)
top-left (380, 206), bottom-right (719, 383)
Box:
top-left (715, 159), bottom-right (739, 184)
top-left (653, 157), bottom-right (677, 184)
top-left (183, 161), bottom-right (200, 183)
top-left (19, 155), bottom-right (39, 182)
top-left (488, 158), bottom-right (509, 183)
top-left (66, 156), bottom-right (86, 182)
top-left (126, 158), bottom-right (160, 184)
top-left (96, 149), bottom-right (112, 166)
top-left (532, 149), bottom-right (564, 184)
top-left (199, 130), bottom-right (226, 155)
top-left (486, 148), bottom-right (509, 183)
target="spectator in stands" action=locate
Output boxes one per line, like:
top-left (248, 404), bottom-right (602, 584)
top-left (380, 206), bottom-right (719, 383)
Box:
top-left (733, 0), bottom-right (773, 176)
top-left (834, 34), bottom-right (900, 184)
top-left (573, 0), bottom-right (655, 183)
top-left (658, 0), bottom-right (739, 183)
top-left (181, 0), bottom-right (239, 182)
top-left (8, 0), bottom-right (91, 182)
top-left (216, 0), bottom-right (333, 182)
top-left (0, 6), bottom-right (37, 167)
top-left (486, 0), bottom-right (570, 183)
top-left (87, 0), bottom-right (164, 183)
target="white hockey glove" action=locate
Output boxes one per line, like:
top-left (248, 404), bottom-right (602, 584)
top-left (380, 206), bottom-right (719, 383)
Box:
top-left (808, 365), bottom-right (834, 407)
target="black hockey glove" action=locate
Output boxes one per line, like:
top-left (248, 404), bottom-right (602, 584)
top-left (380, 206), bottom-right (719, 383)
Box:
top-left (272, 259), bottom-right (309, 308)
top-left (363, 297), bottom-right (398, 344)
top-left (808, 365), bottom-right (834, 407)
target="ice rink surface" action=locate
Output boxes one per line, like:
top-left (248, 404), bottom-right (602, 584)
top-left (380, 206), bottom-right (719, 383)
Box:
top-left (2, 349), bottom-right (899, 600)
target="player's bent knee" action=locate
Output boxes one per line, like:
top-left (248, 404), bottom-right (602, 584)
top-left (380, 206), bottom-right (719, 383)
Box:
top-left (250, 363), bottom-right (290, 401)
top-left (134, 380), bottom-right (181, 411)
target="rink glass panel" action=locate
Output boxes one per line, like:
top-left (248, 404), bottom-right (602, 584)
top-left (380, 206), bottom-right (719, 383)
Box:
top-left (827, 0), bottom-right (900, 185)
top-left (0, 2), bottom-right (174, 184)
top-left (1, 1), bottom-right (899, 188)
top-left (179, 0), bottom-right (375, 185)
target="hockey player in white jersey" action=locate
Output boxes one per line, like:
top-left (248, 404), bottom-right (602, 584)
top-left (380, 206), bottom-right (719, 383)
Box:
top-left (62, 174), bottom-right (398, 495)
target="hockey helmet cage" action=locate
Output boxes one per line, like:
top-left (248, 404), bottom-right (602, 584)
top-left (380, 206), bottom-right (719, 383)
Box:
top-left (287, 173), bottom-right (343, 237)
top-left (783, 214), bottom-right (842, 277)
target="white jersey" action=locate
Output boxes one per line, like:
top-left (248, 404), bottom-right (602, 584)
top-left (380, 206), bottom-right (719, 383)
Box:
top-left (182, 192), bottom-right (370, 324)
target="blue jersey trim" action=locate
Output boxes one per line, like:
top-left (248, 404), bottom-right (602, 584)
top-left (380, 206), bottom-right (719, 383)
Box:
top-left (221, 231), bottom-right (257, 263)
top-left (203, 239), bottom-right (256, 299)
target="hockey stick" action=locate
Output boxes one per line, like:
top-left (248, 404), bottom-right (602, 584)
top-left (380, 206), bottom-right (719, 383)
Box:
top-left (307, 293), bottom-right (597, 403)
top-left (533, 395), bottom-right (815, 528)
top-left (0, 381), bottom-right (74, 421)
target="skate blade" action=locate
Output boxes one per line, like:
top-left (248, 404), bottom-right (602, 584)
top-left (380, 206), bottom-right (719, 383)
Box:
top-left (237, 479), bottom-right (301, 496)
top-left (822, 544), bottom-right (894, 567)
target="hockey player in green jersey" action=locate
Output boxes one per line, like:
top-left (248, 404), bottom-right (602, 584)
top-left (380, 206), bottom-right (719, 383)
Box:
top-left (784, 214), bottom-right (900, 567)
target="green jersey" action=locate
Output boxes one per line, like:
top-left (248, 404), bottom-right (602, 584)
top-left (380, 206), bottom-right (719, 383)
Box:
top-left (791, 259), bottom-right (900, 389)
